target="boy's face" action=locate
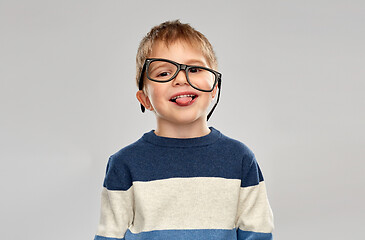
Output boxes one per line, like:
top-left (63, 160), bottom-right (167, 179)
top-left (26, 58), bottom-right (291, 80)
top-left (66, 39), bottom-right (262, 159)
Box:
top-left (136, 40), bottom-right (218, 126)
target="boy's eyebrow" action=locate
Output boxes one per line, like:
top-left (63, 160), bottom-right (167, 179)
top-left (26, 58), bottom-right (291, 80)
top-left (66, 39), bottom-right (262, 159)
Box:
top-left (185, 60), bottom-right (207, 66)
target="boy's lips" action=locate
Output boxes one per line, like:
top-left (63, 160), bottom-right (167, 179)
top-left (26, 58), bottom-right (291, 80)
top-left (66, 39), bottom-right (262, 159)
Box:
top-left (169, 91), bottom-right (199, 106)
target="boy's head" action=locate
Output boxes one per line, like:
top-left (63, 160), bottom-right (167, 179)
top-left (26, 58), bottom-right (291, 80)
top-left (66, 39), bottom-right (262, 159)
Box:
top-left (135, 20), bottom-right (222, 123)
top-left (136, 20), bottom-right (218, 93)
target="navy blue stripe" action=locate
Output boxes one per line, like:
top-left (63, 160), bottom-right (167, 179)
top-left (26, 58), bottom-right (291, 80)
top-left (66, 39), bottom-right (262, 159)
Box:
top-left (103, 127), bottom-right (264, 191)
top-left (124, 228), bottom-right (236, 240)
top-left (237, 228), bottom-right (273, 240)
top-left (96, 228), bottom-right (272, 240)
top-left (94, 235), bottom-right (124, 240)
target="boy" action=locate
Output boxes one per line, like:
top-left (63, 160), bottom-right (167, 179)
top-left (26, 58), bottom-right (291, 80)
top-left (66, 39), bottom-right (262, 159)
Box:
top-left (94, 20), bottom-right (274, 240)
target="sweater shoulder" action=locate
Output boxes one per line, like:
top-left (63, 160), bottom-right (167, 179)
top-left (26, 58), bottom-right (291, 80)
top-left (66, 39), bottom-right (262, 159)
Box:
top-left (218, 132), bottom-right (264, 187)
top-left (218, 131), bottom-right (256, 160)
top-left (103, 137), bottom-right (146, 191)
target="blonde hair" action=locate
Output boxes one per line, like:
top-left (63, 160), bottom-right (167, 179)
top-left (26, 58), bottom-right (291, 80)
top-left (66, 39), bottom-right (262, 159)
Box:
top-left (136, 20), bottom-right (218, 91)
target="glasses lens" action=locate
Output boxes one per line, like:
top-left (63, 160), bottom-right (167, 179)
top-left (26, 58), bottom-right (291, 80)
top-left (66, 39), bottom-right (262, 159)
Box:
top-left (147, 60), bottom-right (217, 92)
top-left (187, 67), bottom-right (216, 91)
top-left (148, 60), bottom-right (178, 81)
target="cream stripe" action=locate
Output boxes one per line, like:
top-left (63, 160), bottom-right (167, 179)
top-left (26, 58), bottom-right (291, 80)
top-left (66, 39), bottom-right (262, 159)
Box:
top-left (130, 177), bottom-right (241, 234)
top-left (235, 181), bottom-right (274, 233)
top-left (96, 187), bottom-right (134, 238)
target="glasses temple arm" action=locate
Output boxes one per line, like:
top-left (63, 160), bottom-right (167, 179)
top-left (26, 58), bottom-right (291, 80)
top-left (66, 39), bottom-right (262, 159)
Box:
top-left (207, 78), bottom-right (221, 121)
top-left (139, 64), bottom-right (147, 113)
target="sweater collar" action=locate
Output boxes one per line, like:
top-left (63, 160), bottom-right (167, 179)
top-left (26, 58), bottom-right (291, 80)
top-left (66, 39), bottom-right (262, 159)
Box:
top-left (141, 126), bottom-right (221, 147)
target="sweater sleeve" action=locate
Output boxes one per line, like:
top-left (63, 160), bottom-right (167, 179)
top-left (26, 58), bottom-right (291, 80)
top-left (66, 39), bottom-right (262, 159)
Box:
top-left (235, 155), bottom-right (274, 240)
top-left (94, 156), bottom-right (134, 240)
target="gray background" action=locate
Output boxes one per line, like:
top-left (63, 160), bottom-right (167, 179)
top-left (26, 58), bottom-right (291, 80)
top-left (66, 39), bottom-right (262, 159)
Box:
top-left (1, 0), bottom-right (364, 239)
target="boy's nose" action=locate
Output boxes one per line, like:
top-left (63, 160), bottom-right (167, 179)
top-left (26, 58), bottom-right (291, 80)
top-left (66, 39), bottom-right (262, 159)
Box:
top-left (172, 70), bottom-right (189, 87)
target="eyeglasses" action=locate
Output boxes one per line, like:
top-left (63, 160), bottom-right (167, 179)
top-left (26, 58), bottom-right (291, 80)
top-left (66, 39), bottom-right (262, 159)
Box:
top-left (138, 58), bottom-right (222, 121)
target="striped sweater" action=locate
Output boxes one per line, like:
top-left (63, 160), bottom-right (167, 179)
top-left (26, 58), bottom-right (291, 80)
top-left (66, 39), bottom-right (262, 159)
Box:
top-left (94, 127), bottom-right (274, 240)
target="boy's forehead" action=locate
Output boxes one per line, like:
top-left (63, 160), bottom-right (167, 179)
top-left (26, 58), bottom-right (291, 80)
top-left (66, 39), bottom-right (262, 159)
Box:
top-left (149, 39), bottom-right (209, 65)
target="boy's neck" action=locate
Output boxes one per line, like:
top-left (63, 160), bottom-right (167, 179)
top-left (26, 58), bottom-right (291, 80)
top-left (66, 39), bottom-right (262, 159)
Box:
top-left (154, 118), bottom-right (211, 139)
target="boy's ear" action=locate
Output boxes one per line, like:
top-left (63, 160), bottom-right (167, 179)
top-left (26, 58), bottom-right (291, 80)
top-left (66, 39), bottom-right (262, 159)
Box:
top-left (136, 90), bottom-right (154, 111)
top-left (211, 85), bottom-right (218, 99)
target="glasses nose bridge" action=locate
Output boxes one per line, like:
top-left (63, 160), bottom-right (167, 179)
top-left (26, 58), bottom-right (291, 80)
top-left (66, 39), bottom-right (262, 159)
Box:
top-left (175, 63), bottom-right (187, 75)
top-left (179, 63), bottom-right (187, 71)
top-left (173, 63), bottom-right (189, 81)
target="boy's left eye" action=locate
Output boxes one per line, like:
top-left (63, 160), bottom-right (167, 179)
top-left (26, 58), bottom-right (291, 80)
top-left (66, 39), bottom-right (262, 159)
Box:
top-left (189, 67), bottom-right (201, 73)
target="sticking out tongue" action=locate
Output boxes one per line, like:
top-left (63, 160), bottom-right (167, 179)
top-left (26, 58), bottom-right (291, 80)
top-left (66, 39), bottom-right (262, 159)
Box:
top-left (175, 96), bottom-right (193, 106)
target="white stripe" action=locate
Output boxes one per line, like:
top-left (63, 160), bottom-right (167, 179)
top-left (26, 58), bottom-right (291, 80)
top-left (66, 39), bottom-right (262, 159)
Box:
top-left (96, 178), bottom-right (274, 237)
top-left (96, 187), bottom-right (134, 238)
top-left (130, 177), bottom-right (241, 234)
top-left (236, 181), bottom-right (274, 233)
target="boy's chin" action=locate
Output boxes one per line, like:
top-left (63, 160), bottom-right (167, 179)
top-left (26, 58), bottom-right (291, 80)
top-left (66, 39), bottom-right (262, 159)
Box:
top-left (172, 114), bottom-right (207, 125)
top-left (157, 113), bottom-right (207, 125)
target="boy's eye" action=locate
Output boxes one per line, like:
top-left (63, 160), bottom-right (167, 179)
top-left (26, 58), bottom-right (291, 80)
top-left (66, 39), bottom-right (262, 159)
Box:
top-left (188, 67), bottom-right (201, 73)
top-left (157, 71), bottom-right (170, 77)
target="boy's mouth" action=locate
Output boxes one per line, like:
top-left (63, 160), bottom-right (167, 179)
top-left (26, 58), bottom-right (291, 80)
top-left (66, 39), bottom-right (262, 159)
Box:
top-left (170, 93), bottom-right (198, 106)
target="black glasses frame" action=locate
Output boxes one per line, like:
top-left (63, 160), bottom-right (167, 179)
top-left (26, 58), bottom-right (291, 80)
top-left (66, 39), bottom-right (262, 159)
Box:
top-left (138, 58), bottom-right (222, 121)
